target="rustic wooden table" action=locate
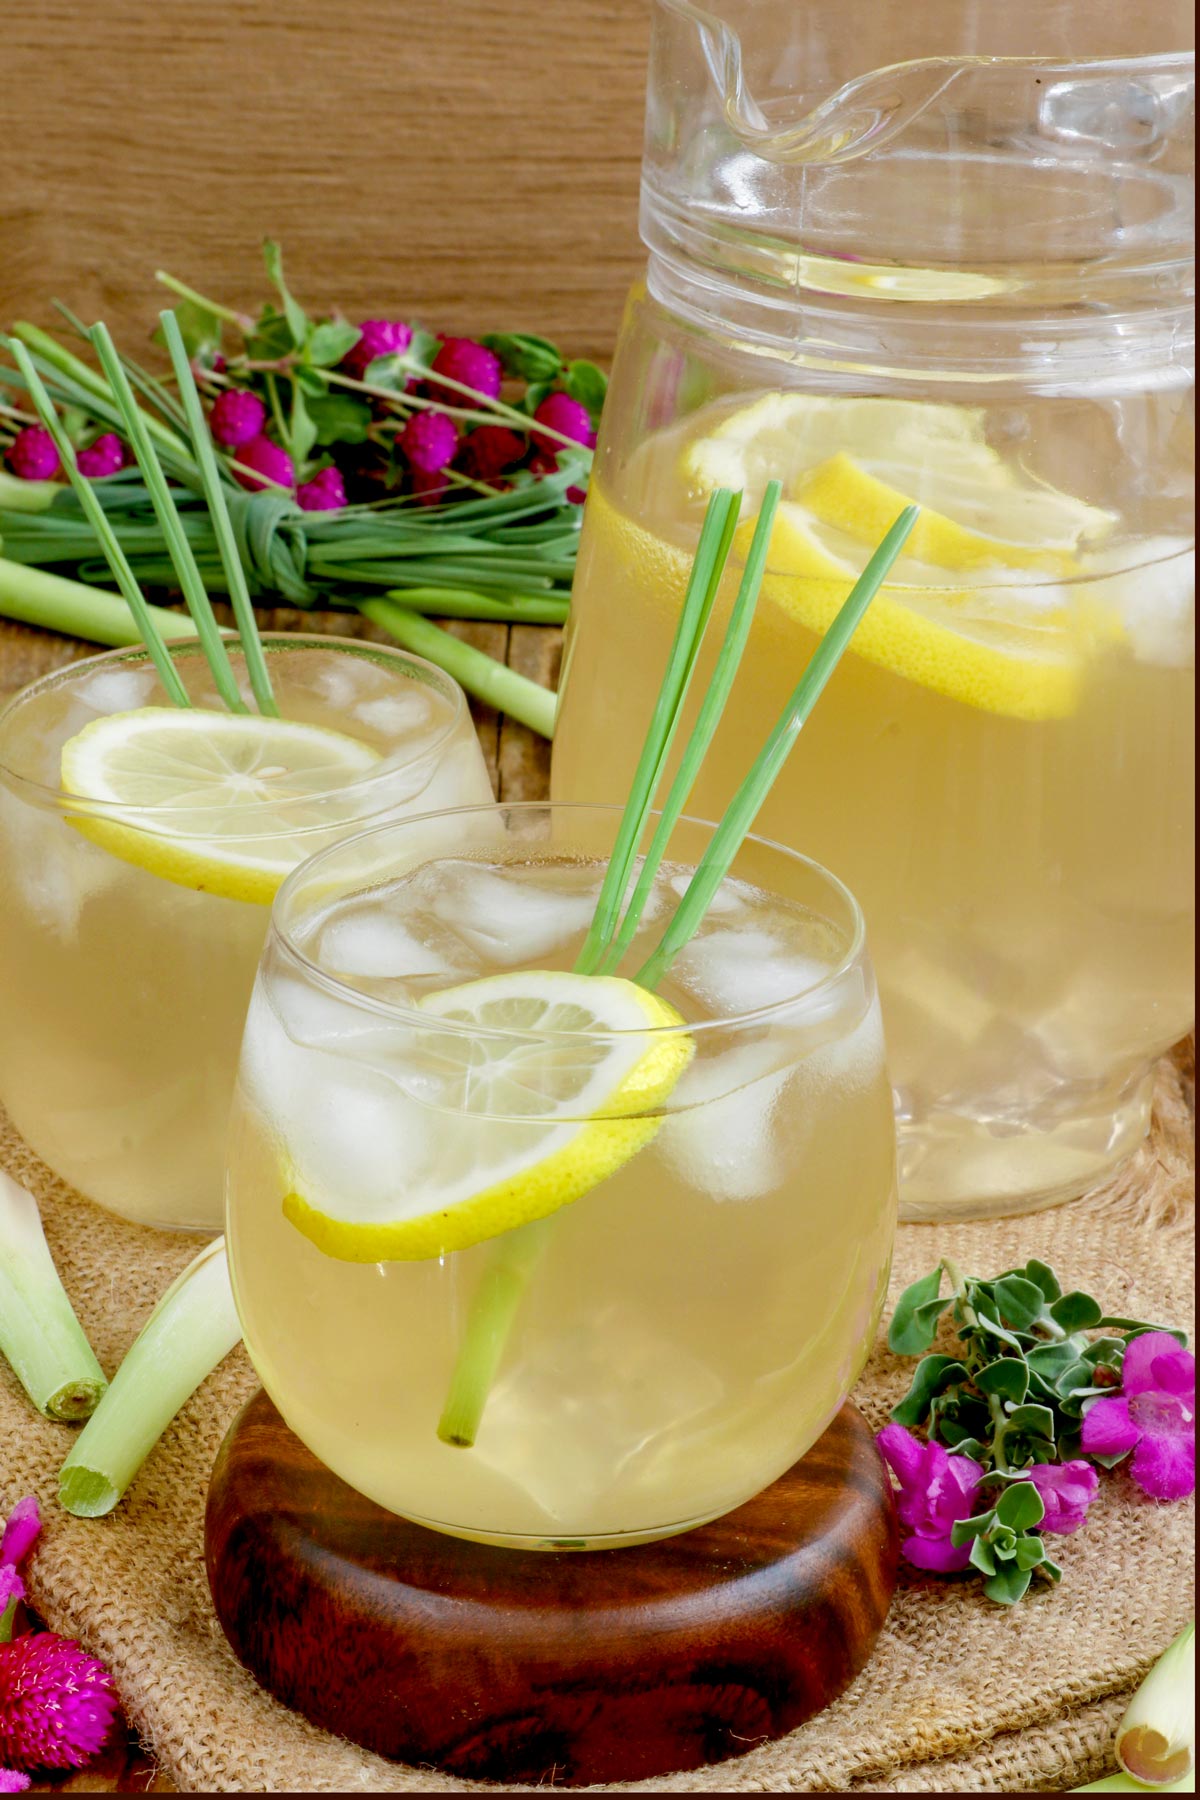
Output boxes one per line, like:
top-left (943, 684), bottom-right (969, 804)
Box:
top-left (1, 607), bottom-right (560, 1794)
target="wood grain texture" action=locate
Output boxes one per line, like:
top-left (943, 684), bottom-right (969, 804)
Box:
top-left (0, 0), bottom-right (648, 362)
top-left (205, 1391), bottom-right (898, 1787)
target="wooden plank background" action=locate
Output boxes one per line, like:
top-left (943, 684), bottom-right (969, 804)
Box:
top-left (0, 0), bottom-right (651, 362)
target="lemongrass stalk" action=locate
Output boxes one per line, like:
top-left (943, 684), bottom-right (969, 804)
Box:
top-left (90, 323), bottom-right (247, 713)
top-left (359, 598), bottom-right (556, 737)
top-left (384, 586), bottom-right (569, 624)
top-left (58, 1237), bottom-right (241, 1517)
top-left (0, 469), bottom-right (58, 513)
top-left (0, 1171), bottom-right (106, 1422)
top-left (1115, 1625), bottom-right (1195, 1788)
top-left (1074, 1775), bottom-right (1195, 1793)
top-left (7, 341), bottom-right (193, 705)
top-left (11, 322), bottom-right (189, 465)
top-left (0, 557), bottom-right (197, 649)
top-left (160, 309), bottom-right (278, 716)
top-left (437, 1220), bottom-right (555, 1446)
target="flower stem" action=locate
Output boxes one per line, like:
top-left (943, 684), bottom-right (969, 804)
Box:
top-left (0, 1171), bottom-right (106, 1423)
top-left (358, 598), bottom-right (556, 737)
top-left (153, 270), bottom-right (250, 329)
top-left (58, 1236), bottom-right (240, 1516)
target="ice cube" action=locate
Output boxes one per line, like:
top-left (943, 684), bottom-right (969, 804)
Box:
top-left (355, 689), bottom-right (437, 738)
top-left (318, 906), bottom-right (458, 981)
top-left (432, 862), bottom-right (602, 965)
top-left (659, 1044), bottom-right (793, 1202)
top-left (674, 925), bottom-right (832, 1016)
top-left (0, 793), bottom-right (122, 938)
top-left (1088, 538), bottom-right (1194, 667)
top-left (77, 666), bottom-right (158, 715)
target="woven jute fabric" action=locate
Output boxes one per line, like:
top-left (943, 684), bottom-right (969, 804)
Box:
top-left (1, 1045), bottom-right (1193, 1795)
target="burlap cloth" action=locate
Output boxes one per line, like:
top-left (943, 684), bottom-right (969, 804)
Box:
top-left (0, 1045), bottom-right (1192, 1795)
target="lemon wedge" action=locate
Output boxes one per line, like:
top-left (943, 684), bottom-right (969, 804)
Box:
top-left (282, 970), bottom-right (693, 1262)
top-left (60, 706), bottom-right (381, 904)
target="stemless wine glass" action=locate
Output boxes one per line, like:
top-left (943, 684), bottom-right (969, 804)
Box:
top-left (225, 802), bottom-right (897, 1549)
top-left (0, 634), bottom-right (493, 1231)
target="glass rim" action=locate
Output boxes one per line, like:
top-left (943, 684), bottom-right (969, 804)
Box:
top-left (0, 632), bottom-right (470, 821)
top-left (268, 798), bottom-right (870, 1043)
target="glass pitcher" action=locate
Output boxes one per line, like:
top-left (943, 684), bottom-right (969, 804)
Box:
top-left (551, 0), bottom-right (1195, 1221)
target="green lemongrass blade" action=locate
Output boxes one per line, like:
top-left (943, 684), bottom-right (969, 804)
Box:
top-left (0, 468), bottom-right (59, 512)
top-left (383, 586), bottom-right (569, 623)
top-left (574, 488), bottom-right (738, 976)
top-left (637, 504), bottom-right (919, 990)
top-left (0, 556), bottom-right (197, 649)
top-left (160, 309), bottom-right (278, 716)
top-left (91, 322), bottom-right (247, 714)
top-left (0, 1170), bottom-right (107, 1423)
top-left (11, 322), bottom-right (191, 468)
top-left (359, 598), bottom-right (555, 738)
top-left (54, 301), bottom-right (191, 436)
top-left (599, 484), bottom-right (782, 974)
top-left (59, 1237), bottom-right (241, 1517)
top-left (6, 341), bottom-right (193, 705)
top-left (437, 1219), bottom-right (554, 1447)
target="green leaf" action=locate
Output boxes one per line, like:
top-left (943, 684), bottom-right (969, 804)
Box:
top-left (985, 1563), bottom-right (1033, 1605)
top-left (481, 332), bottom-right (563, 383)
top-left (946, 1435), bottom-right (988, 1460)
top-left (996, 1480), bottom-right (1044, 1531)
top-left (1040, 1556), bottom-right (1062, 1582)
top-left (1082, 1337), bottom-right (1129, 1367)
top-left (1015, 1534), bottom-right (1048, 1571)
top-left (152, 297), bottom-right (222, 360)
top-left (1021, 1260), bottom-right (1062, 1302)
top-left (1003, 1403), bottom-right (1056, 1440)
top-left (1099, 1320), bottom-right (1188, 1344)
top-left (246, 308), bottom-right (295, 362)
top-left (262, 239), bottom-right (308, 350)
top-left (950, 1509), bottom-right (997, 1546)
top-left (993, 1276), bottom-right (1048, 1331)
top-left (970, 1305), bottom-right (1026, 1352)
top-left (564, 358), bottom-right (608, 418)
top-left (969, 1536), bottom-right (997, 1575)
top-left (305, 393), bottom-right (373, 446)
top-left (890, 1354), bottom-right (970, 1427)
top-left (975, 1358), bottom-right (1029, 1404)
top-left (1026, 1341), bottom-right (1082, 1378)
top-left (305, 320), bottom-right (363, 368)
top-left (289, 384), bottom-right (317, 465)
top-left (406, 327), bottom-right (439, 375)
top-left (522, 380), bottom-right (554, 416)
top-left (888, 1267), bottom-right (947, 1354)
top-left (1050, 1291), bottom-right (1104, 1332)
top-left (1054, 1358), bottom-right (1096, 1397)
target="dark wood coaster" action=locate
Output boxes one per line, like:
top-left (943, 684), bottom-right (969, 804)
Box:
top-left (205, 1390), bottom-right (898, 1787)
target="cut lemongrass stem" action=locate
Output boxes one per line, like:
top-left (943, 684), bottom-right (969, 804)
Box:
top-left (0, 557), bottom-right (198, 650)
top-left (436, 1219), bottom-right (555, 1446)
top-left (0, 1171), bottom-right (107, 1423)
top-left (574, 487), bottom-right (740, 976)
top-left (7, 341), bottom-right (193, 707)
top-left (160, 309), bottom-right (279, 716)
top-left (58, 1236), bottom-right (241, 1517)
top-left (90, 322), bottom-right (248, 715)
top-left (598, 484), bottom-right (783, 973)
top-left (358, 598), bottom-right (556, 738)
top-left (0, 467), bottom-right (59, 512)
top-left (636, 503), bottom-right (918, 990)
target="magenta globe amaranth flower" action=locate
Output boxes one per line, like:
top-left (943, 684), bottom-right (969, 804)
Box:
top-left (1082, 1332), bottom-right (1195, 1501)
top-left (75, 435), bottom-right (127, 480)
top-left (1029, 1459), bottom-right (1100, 1534)
top-left (342, 319), bottom-right (413, 379)
top-left (531, 392), bottom-right (595, 456)
top-left (458, 425), bottom-right (525, 481)
top-left (876, 1424), bottom-right (985, 1572)
top-left (6, 427), bottom-right (59, 482)
top-left (428, 337), bottom-right (502, 405)
top-left (295, 467), bottom-right (347, 513)
top-left (400, 411), bottom-right (458, 476)
top-left (232, 436), bottom-right (296, 493)
top-left (0, 1769), bottom-right (31, 1791)
top-left (0, 1632), bottom-right (117, 1770)
top-left (209, 389), bottom-right (266, 449)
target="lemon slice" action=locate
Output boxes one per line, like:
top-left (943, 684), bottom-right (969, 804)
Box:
top-left (794, 451), bottom-right (1115, 575)
top-left (282, 970), bottom-right (693, 1261)
top-left (60, 706), bottom-right (381, 904)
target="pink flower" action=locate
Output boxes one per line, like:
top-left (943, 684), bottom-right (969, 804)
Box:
top-left (0, 1770), bottom-right (31, 1792)
top-left (342, 319), bottom-right (413, 379)
top-left (458, 425), bottom-right (525, 481)
top-left (427, 337), bottom-right (502, 405)
top-left (0, 1501), bottom-right (39, 1573)
top-left (75, 434), bottom-right (127, 479)
top-left (295, 467), bottom-right (347, 513)
top-left (531, 392), bottom-right (595, 456)
top-left (0, 1571), bottom-right (22, 1622)
top-left (409, 467), bottom-right (452, 506)
top-left (1029, 1460), bottom-right (1100, 1534)
top-left (876, 1424), bottom-right (985, 1572)
top-left (0, 1633), bottom-right (117, 1770)
top-left (1082, 1333), bottom-right (1195, 1501)
top-left (400, 411), bottom-right (457, 475)
top-left (232, 435), bottom-right (295, 493)
top-left (209, 389), bottom-right (266, 449)
top-left (6, 427), bottom-right (59, 482)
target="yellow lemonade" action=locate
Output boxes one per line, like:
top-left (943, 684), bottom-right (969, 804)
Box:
top-left (225, 808), bottom-right (896, 1547)
top-left (552, 397), bottom-right (1196, 1217)
top-left (0, 636), bottom-right (492, 1230)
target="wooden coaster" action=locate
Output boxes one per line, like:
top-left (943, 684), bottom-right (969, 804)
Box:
top-left (205, 1390), bottom-right (897, 1787)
